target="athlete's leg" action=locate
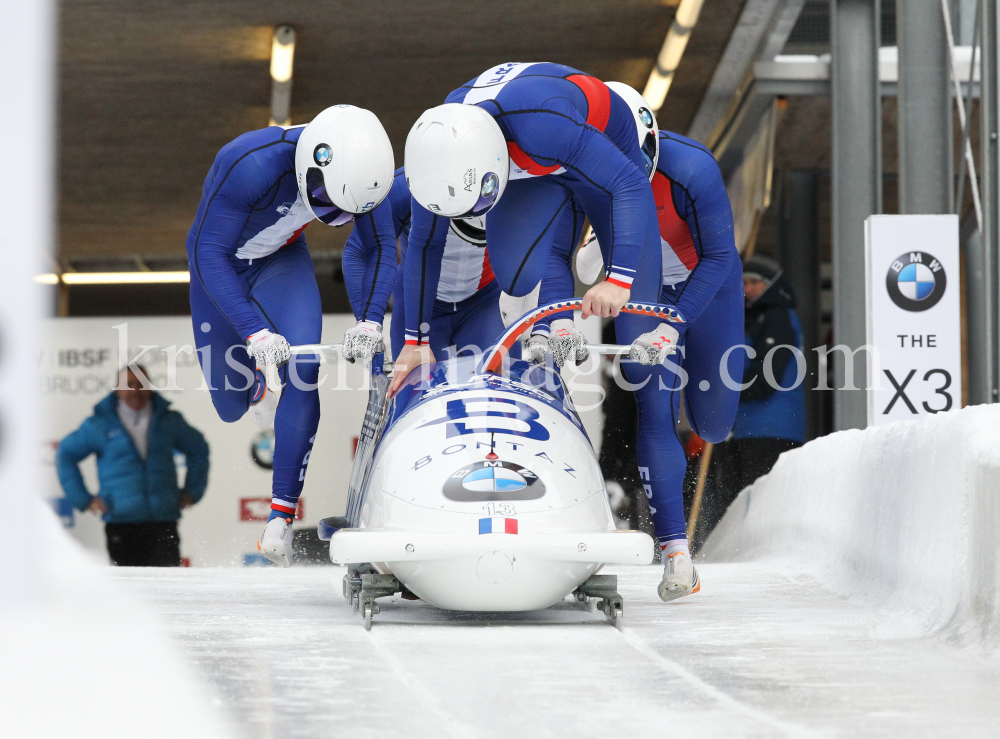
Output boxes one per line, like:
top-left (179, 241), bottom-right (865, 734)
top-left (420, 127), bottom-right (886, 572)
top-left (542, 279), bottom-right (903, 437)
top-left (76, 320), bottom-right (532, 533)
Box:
top-left (245, 245), bottom-right (323, 518)
top-left (449, 283), bottom-right (505, 356)
top-left (486, 178), bottom-right (577, 297)
top-left (624, 340), bottom-right (689, 546)
top-left (679, 256), bottom-right (745, 443)
top-left (535, 194), bottom-right (586, 328)
top-left (579, 181), bottom-right (689, 547)
top-left (615, 262), bottom-right (742, 549)
top-left (428, 302), bottom-right (458, 360)
top-left (189, 272), bottom-right (258, 423)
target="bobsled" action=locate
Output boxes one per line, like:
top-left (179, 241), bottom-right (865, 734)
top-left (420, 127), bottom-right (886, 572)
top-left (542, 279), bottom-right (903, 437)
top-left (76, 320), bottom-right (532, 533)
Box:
top-left (304, 299), bottom-right (683, 629)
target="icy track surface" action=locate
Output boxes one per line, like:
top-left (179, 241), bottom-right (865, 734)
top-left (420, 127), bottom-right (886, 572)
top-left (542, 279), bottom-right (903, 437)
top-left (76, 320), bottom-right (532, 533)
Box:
top-left (115, 564), bottom-right (1000, 739)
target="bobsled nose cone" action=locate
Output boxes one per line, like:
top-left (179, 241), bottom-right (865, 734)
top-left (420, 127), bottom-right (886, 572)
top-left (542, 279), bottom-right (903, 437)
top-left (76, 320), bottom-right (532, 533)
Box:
top-left (476, 551), bottom-right (513, 584)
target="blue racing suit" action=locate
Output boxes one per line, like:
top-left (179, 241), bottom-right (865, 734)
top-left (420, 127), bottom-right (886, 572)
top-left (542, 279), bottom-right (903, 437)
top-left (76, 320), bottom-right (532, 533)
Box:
top-left (403, 62), bottom-right (661, 346)
top-left (630, 130), bottom-right (743, 544)
top-left (186, 125), bottom-right (396, 512)
top-left (343, 168), bottom-right (510, 359)
top-left (533, 128), bottom-right (743, 545)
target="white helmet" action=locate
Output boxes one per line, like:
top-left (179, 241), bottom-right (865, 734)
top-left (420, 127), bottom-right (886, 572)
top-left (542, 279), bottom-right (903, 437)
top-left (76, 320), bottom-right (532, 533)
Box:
top-left (295, 105), bottom-right (394, 223)
top-left (606, 82), bottom-right (659, 181)
top-left (404, 103), bottom-right (509, 219)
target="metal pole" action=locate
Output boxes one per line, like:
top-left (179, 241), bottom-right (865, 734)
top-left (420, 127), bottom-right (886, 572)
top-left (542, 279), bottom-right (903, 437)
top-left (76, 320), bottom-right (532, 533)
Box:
top-left (780, 170), bottom-right (821, 439)
top-left (897, 0), bottom-right (954, 214)
top-left (963, 215), bottom-right (991, 401)
top-left (830, 0), bottom-right (881, 430)
top-left (979, 0), bottom-right (1000, 402)
top-left (954, 0), bottom-right (982, 227)
top-left (943, 0), bottom-right (984, 228)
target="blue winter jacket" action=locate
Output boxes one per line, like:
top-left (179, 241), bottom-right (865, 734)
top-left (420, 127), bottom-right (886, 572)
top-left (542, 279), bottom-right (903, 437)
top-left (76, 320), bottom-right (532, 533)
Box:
top-left (56, 392), bottom-right (210, 523)
top-left (731, 273), bottom-right (806, 443)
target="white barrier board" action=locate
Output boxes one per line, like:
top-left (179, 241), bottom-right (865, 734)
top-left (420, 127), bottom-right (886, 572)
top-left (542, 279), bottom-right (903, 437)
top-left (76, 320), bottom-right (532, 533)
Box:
top-left (43, 315), bottom-right (374, 566)
top-left (865, 214), bottom-right (962, 426)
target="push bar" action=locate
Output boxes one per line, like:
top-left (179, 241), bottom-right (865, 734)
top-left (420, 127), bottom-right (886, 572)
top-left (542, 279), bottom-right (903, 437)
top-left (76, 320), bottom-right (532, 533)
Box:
top-left (287, 342), bottom-right (633, 361)
top-left (482, 298), bottom-right (683, 374)
top-left (288, 343), bottom-right (345, 356)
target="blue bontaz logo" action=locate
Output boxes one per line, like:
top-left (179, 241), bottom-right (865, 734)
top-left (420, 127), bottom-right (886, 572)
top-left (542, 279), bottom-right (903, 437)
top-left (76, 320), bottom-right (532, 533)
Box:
top-left (418, 396), bottom-right (550, 441)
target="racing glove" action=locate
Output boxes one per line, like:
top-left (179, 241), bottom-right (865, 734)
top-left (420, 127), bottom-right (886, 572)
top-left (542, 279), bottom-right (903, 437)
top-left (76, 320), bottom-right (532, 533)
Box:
top-left (246, 329), bottom-right (291, 367)
top-left (524, 333), bottom-right (550, 365)
top-left (548, 319), bottom-right (590, 368)
top-left (343, 320), bottom-right (384, 364)
top-left (628, 322), bottom-right (680, 365)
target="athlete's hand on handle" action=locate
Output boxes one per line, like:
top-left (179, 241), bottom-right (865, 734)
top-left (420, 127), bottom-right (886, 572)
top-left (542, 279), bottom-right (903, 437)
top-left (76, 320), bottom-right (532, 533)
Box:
top-left (387, 344), bottom-right (436, 397)
top-left (629, 322), bottom-right (680, 365)
top-left (581, 280), bottom-right (630, 319)
top-left (342, 321), bottom-right (384, 364)
top-left (524, 333), bottom-right (549, 365)
top-left (246, 329), bottom-right (292, 367)
top-left (547, 319), bottom-right (590, 367)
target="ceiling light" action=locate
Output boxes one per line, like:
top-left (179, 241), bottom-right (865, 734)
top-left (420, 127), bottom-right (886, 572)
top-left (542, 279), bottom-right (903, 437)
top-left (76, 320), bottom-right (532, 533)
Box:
top-left (269, 25), bottom-right (296, 126)
top-left (34, 272), bottom-right (191, 285)
top-left (270, 26), bottom-right (296, 83)
top-left (643, 0), bottom-right (706, 111)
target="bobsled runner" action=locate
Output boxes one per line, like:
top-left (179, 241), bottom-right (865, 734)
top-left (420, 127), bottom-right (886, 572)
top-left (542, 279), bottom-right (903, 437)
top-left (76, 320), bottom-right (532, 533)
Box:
top-left (299, 299), bottom-right (683, 629)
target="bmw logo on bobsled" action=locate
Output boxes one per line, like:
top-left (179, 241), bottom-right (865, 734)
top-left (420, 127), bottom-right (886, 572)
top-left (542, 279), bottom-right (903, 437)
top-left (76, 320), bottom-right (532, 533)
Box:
top-left (313, 300), bottom-right (680, 628)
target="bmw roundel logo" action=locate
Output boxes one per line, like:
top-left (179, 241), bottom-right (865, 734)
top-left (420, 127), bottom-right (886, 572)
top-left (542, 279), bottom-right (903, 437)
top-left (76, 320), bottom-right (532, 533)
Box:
top-left (886, 251), bottom-right (946, 312)
top-left (638, 107), bottom-right (654, 129)
top-left (313, 143), bottom-right (332, 167)
top-left (481, 173), bottom-right (498, 197)
top-left (442, 461), bottom-right (545, 502)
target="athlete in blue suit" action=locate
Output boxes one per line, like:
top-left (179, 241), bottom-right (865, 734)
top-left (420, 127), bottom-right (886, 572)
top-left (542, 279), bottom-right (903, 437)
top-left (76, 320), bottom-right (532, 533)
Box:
top-left (186, 105), bottom-right (395, 566)
top-left (396, 63), bottom-right (661, 388)
top-left (565, 96), bottom-right (743, 597)
top-left (400, 67), bottom-right (738, 601)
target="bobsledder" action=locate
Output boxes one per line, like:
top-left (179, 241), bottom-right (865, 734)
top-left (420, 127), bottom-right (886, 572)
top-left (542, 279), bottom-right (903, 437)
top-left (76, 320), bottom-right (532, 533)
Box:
top-left (292, 299), bottom-right (684, 629)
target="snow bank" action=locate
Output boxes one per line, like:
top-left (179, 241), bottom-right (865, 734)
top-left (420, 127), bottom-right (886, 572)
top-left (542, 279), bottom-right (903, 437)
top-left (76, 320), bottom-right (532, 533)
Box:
top-left (701, 405), bottom-right (1000, 645)
top-left (0, 497), bottom-right (237, 739)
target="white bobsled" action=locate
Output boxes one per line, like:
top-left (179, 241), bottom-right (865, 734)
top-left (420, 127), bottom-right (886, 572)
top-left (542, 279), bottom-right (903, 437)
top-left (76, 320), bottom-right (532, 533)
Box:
top-left (312, 299), bottom-right (684, 628)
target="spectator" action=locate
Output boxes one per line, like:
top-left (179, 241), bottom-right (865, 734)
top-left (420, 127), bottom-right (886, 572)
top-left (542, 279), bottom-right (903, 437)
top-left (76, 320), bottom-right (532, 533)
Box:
top-left (709, 255), bottom-right (805, 531)
top-left (56, 364), bottom-right (210, 566)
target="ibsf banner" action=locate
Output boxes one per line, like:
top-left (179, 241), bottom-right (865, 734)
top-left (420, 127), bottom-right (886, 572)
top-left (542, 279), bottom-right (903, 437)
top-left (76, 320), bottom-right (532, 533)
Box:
top-left (865, 214), bottom-right (962, 426)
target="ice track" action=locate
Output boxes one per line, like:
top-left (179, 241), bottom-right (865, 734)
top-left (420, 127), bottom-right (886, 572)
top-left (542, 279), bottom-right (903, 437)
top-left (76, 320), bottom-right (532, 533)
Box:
top-left (115, 563), bottom-right (1000, 739)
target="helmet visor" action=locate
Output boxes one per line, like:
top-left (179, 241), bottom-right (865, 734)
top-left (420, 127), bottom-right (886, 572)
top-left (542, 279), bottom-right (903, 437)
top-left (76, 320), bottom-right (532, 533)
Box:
top-left (305, 168), bottom-right (353, 225)
top-left (457, 172), bottom-right (501, 219)
top-left (640, 132), bottom-right (658, 180)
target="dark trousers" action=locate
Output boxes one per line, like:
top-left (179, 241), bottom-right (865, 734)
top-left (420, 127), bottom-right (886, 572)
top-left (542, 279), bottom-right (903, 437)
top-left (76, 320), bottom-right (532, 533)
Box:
top-left (705, 437), bottom-right (802, 535)
top-left (105, 521), bottom-right (181, 567)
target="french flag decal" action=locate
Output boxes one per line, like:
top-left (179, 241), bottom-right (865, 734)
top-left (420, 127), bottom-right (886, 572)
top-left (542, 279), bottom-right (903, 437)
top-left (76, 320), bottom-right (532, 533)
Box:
top-left (479, 517), bottom-right (518, 535)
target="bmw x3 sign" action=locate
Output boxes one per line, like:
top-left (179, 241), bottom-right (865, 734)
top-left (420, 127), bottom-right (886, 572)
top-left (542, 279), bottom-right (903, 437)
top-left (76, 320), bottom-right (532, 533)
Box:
top-left (865, 215), bottom-right (961, 426)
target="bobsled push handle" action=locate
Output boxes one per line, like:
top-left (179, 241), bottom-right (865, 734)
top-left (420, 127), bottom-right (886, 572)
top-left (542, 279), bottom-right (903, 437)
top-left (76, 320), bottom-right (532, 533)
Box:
top-left (480, 298), bottom-right (684, 374)
top-left (288, 343), bottom-right (343, 357)
top-left (287, 344), bottom-right (393, 374)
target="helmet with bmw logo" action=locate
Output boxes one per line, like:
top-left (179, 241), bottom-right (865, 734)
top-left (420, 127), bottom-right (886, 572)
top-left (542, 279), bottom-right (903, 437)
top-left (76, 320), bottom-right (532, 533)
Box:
top-left (404, 103), bottom-right (510, 219)
top-left (605, 82), bottom-right (659, 181)
top-left (294, 105), bottom-right (395, 223)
